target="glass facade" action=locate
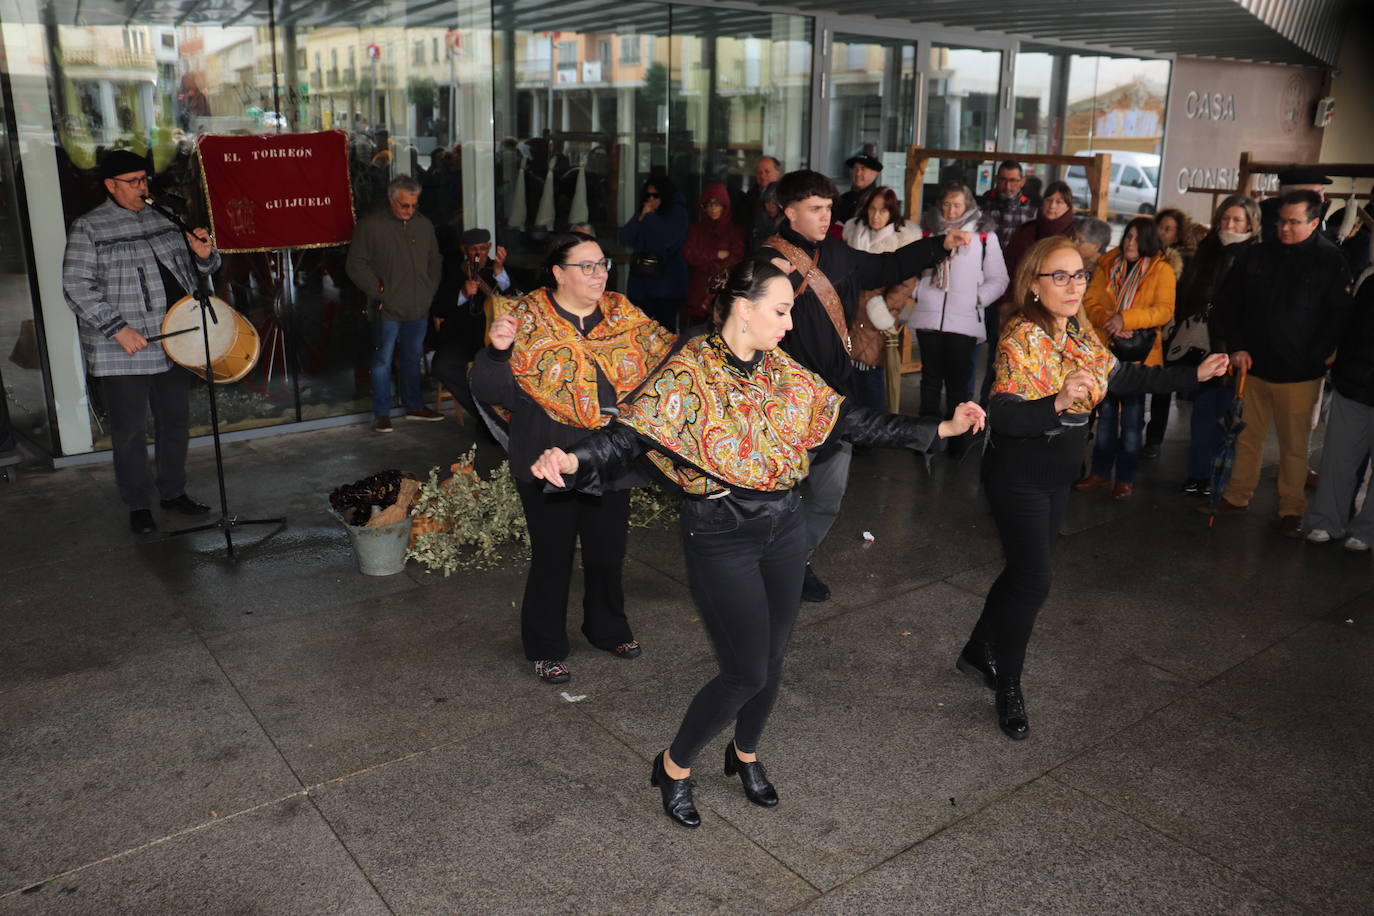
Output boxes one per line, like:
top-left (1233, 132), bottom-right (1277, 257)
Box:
top-left (0, 1), bottom-right (1173, 460)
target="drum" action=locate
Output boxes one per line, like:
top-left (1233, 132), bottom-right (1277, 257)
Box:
top-left (160, 295), bottom-right (261, 384)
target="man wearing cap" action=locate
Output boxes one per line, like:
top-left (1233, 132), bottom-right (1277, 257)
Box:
top-left (834, 153), bottom-right (883, 226)
top-left (346, 174), bottom-right (445, 432)
top-left (62, 149), bottom-right (220, 535)
top-left (430, 228), bottom-right (517, 424)
top-left (1208, 189), bottom-right (1352, 539)
top-left (1260, 167), bottom-right (1332, 243)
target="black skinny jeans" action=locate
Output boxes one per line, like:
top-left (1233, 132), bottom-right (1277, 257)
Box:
top-left (515, 480), bottom-right (634, 661)
top-left (916, 330), bottom-right (977, 419)
top-left (969, 474), bottom-right (1068, 681)
top-left (669, 493), bottom-right (809, 768)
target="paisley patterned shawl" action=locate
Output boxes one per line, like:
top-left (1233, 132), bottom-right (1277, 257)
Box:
top-left (618, 334), bottom-right (843, 495)
top-left (992, 315), bottom-right (1114, 415)
top-left (507, 288), bottom-right (675, 429)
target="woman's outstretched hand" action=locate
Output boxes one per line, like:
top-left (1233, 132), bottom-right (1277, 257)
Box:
top-left (1197, 352), bottom-right (1230, 382)
top-left (530, 447), bottom-right (579, 488)
top-left (938, 401), bottom-right (986, 438)
top-left (489, 315), bottom-right (518, 351)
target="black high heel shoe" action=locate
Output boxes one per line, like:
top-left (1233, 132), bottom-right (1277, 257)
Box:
top-left (956, 640), bottom-right (998, 691)
top-left (651, 750), bottom-right (701, 828)
top-left (724, 740), bottom-right (779, 808)
top-left (996, 678), bottom-right (1029, 740)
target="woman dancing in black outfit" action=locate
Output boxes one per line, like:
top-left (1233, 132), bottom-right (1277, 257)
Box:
top-left (531, 261), bottom-right (984, 827)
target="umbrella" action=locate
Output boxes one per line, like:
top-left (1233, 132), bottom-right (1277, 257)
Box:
top-left (568, 165), bottom-right (589, 227)
top-left (533, 163), bottom-right (556, 231)
top-left (883, 328), bottom-right (903, 413)
top-left (507, 163), bottom-right (526, 229)
top-left (1205, 367), bottom-right (1247, 527)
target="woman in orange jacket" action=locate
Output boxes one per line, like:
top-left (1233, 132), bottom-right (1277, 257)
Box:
top-left (1078, 217), bottom-right (1175, 500)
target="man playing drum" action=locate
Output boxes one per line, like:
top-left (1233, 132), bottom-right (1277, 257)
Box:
top-left (62, 149), bottom-right (219, 535)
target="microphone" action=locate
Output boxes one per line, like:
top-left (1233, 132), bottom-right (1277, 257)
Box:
top-left (143, 195), bottom-right (218, 324)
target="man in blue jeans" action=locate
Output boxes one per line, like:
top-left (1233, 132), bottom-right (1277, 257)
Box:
top-left (346, 175), bottom-right (444, 431)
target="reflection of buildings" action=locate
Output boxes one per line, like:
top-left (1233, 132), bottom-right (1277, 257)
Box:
top-left (1064, 77), bottom-right (1166, 155)
top-left (58, 25), bottom-right (173, 147)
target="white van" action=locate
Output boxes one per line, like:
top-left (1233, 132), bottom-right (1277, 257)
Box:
top-left (1064, 150), bottom-right (1161, 220)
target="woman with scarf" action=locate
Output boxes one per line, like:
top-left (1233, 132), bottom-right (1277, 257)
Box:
top-left (963, 236), bottom-right (1227, 739)
top-left (470, 231), bottom-right (676, 685)
top-left (910, 180), bottom-right (1009, 427)
top-left (985, 181), bottom-right (1079, 403)
top-left (683, 181), bottom-right (746, 330)
top-left (530, 260), bottom-right (984, 828)
top-left (1171, 195), bottom-right (1262, 495)
top-left (841, 186), bottom-right (925, 412)
top-left (1079, 217), bottom-right (1176, 500)
top-left (1142, 208), bottom-right (1201, 457)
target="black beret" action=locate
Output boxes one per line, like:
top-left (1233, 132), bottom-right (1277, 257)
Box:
top-left (100, 149), bottom-right (151, 180)
top-left (844, 154), bottom-right (883, 172)
top-left (1276, 167), bottom-right (1331, 186)
top-left (459, 227), bottom-right (492, 246)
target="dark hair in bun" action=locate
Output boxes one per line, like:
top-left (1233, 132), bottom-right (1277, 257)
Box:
top-left (710, 259), bottom-right (787, 328)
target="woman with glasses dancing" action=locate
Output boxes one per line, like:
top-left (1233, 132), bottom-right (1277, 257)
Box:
top-left (470, 231), bottom-right (676, 684)
top-left (529, 260), bottom-right (984, 827)
top-left (960, 237), bottom-right (1228, 740)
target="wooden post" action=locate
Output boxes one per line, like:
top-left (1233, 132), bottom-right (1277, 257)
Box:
top-left (906, 146), bottom-right (930, 222)
top-left (1237, 151), bottom-right (1254, 198)
top-left (1086, 153), bottom-right (1111, 220)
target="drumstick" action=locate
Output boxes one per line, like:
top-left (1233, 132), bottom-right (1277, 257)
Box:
top-left (146, 326), bottom-right (200, 342)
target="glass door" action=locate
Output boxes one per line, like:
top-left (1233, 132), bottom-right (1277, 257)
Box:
top-left (827, 33), bottom-right (917, 198)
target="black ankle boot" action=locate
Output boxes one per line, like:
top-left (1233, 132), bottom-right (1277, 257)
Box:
top-left (724, 740), bottom-right (779, 808)
top-left (996, 678), bottom-right (1029, 740)
top-left (956, 640), bottom-right (998, 691)
top-left (650, 750), bottom-right (701, 828)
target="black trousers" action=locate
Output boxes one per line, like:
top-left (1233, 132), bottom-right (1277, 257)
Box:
top-left (431, 339), bottom-right (481, 421)
top-left (1146, 392), bottom-right (1171, 446)
top-left (669, 494), bottom-right (808, 768)
top-left (916, 330), bottom-right (977, 419)
top-left (101, 369), bottom-right (192, 510)
top-left (515, 480), bottom-right (633, 661)
top-left (969, 474), bottom-right (1068, 681)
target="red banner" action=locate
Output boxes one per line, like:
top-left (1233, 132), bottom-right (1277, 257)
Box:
top-left (197, 131), bottom-right (355, 252)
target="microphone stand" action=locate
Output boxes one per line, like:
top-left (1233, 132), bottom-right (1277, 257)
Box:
top-left (144, 196), bottom-right (285, 560)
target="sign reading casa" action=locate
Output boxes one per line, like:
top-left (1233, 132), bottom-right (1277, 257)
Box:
top-left (197, 131), bottom-right (355, 252)
top-left (1184, 90), bottom-right (1236, 121)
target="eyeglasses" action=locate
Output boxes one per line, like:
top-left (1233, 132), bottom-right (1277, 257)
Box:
top-left (110, 175), bottom-right (149, 187)
top-left (561, 257), bottom-right (613, 276)
top-left (1276, 218), bottom-right (1316, 228)
top-left (1036, 269), bottom-right (1092, 287)
top-left (643, 192), bottom-right (661, 199)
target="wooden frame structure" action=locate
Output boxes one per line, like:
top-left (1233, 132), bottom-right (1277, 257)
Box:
top-left (1184, 152), bottom-right (1374, 217)
top-left (902, 147), bottom-right (1113, 221)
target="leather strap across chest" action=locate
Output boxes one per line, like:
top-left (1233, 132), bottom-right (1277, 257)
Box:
top-left (766, 236), bottom-right (851, 354)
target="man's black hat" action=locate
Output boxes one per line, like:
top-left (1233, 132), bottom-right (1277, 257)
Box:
top-left (1276, 167), bottom-right (1331, 186)
top-left (459, 227), bottom-right (492, 246)
top-left (100, 149), bottom-right (151, 180)
top-left (844, 153), bottom-right (883, 172)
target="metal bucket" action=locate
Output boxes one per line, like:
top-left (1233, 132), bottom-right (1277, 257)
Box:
top-left (335, 513), bottom-right (413, 576)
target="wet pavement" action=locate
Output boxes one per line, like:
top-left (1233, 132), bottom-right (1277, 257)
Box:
top-left (1, 397), bottom-right (1370, 914)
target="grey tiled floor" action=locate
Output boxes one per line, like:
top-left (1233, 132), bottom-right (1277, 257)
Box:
top-left (1, 396), bottom-right (1370, 914)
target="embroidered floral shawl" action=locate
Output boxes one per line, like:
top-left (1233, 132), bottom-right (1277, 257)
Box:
top-left (619, 334), bottom-right (843, 495)
top-left (508, 288), bottom-right (675, 429)
top-left (992, 315), bottom-right (1114, 415)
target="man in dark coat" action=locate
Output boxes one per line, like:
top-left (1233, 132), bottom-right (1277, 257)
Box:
top-left (758, 169), bottom-right (969, 600)
top-left (1259, 167), bottom-right (1333, 243)
top-left (1211, 189), bottom-right (1352, 538)
top-left (833, 153), bottom-right (882, 227)
top-left (1305, 271), bottom-right (1374, 550)
top-left (430, 228), bottom-right (517, 426)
